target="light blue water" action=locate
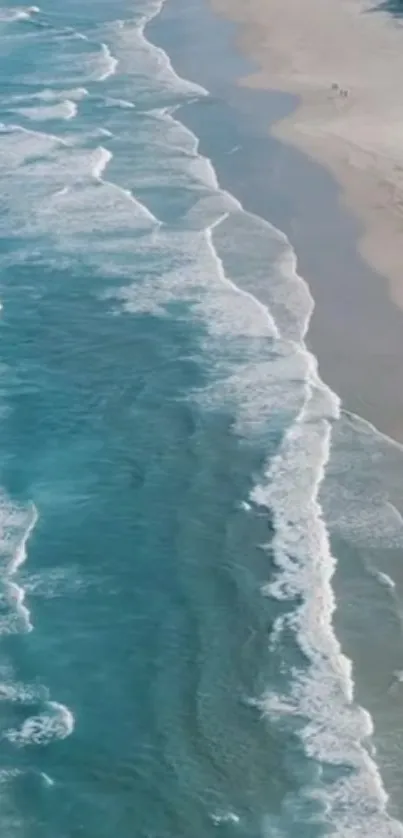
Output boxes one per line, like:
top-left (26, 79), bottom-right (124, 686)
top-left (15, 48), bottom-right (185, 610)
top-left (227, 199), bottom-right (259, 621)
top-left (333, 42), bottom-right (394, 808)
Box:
top-left (1, 1), bottom-right (403, 836)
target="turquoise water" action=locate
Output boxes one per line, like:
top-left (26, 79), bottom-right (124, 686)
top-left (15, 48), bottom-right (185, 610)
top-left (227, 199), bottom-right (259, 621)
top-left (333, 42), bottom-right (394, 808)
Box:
top-left (1, 1), bottom-right (403, 836)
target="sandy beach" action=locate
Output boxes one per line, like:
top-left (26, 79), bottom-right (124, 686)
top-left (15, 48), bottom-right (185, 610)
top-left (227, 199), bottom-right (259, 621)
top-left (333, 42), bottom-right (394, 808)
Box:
top-left (211, 0), bottom-right (403, 309)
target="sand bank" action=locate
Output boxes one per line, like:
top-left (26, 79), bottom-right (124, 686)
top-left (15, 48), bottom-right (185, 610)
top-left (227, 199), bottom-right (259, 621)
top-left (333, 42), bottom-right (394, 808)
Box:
top-left (211, 0), bottom-right (403, 309)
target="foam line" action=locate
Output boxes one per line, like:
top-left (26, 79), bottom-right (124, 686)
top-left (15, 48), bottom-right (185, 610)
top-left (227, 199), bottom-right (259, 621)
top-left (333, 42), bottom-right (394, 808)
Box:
top-left (90, 145), bottom-right (160, 224)
top-left (98, 43), bottom-right (118, 81)
top-left (0, 6), bottom-right (39, 22)
top-left (137, 32), bottom-right (383, 834)
top-left (343, 408), bottom-right (403, 454)
top-left (0, 501), bottom-right (38, 636)
top-left (91, 145), bottom-right (112, 179)
top-left (12, 101), bottom-right (78, 121)
top-left (10, 502), bottom-right (38, 575)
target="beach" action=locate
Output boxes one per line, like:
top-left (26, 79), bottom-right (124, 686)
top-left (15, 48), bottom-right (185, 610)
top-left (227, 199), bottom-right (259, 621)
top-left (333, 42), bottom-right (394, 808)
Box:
top-left (203, 0), bottom-right (403, 443)
top-left (0, 0), bottom-right (403, 836)
top-left (212, 0), bottom-right (403, 302)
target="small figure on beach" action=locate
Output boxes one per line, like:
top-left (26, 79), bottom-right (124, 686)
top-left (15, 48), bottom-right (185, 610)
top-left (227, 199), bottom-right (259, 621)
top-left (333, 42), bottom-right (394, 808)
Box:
top-left (330, 83), bottom-right (349, 98)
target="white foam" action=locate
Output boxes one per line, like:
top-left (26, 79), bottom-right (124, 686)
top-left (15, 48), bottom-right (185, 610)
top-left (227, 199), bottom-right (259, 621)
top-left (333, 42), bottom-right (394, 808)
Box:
top-left (112, 223), bottom-right (281, 373)
top-left (6, 88), bottom-right (88, 110)
top-left (11, 25), bottom-right (118, 88)
top-left (163, 106), bottom-right (222, 192)
top-left (0, 680), bottom-right (48, 704)
top-left (372, 570), bottom-right (396, 591)
top-left (240, 501), bottom-right (251, 512)
top-left (113, 67), bottom-right (398, 831)
top-left (0, 6), bottom-right (39, 22)
top-left (4, 700), bottom-right (75, 746)
top-left (104, 96), bottom-right (135, 109)
top-left (38, 177), bottom-right (158, 245)
top-left (99, 13), bottom-right (206, 107)
top-left (342, 411), bottom-right (403, 455)
top-left (0, 496), bottom-right (36, 571)
top-left (148, 106), bottom-right (202, 154)
top-left (40, 772), bottom-right (55, 787)
top-left (211, 209), bottom-right (314, 344)
top-left (248, 333), bottom-right (403, 835)
top-left (322, 411), bottom-right (403, 555)
top-left (96, 31), bottom-right (399, 823)
top-left (34, 87), bottom-right (88, 103)
top-left (0, 124), bottom-right (158, 249)
top-left (13, 101), bottom-right (78, 121)
top-left (24, 565), bottom-right (85, 598)
top-left (211, 811), bottom-right (240, 826)
top-left (38, 144), bottom-right (159, 239)
top-left (0, 1), bottom-right (399, 830)
top-left (10, 503), bottom-right (38, 575)
top-left (97, 43), bottom-right (118, 82)
top-left (99, 110), bottom-right (239, 231)
top-left (0, 500), bottom-right (38, 635)
top-left (91, 145), bottom-right (112, 179)
top-left (4, 582), bottom-right (32, 634)
top-left (0, 123), bottom-right (69, 174)
top-left (0, 489), bottom-right (74, 749)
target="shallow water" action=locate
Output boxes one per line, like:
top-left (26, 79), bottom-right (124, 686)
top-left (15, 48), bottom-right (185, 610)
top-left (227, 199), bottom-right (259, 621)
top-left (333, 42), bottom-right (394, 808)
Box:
top-left (0, 1), bottom-right (402, 836)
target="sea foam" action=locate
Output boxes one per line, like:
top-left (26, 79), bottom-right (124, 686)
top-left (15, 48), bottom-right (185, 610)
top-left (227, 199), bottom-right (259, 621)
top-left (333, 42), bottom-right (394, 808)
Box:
top-left (12, 101), bottom-right (78, 121)
top-left (4, 701), bottom-right (75, 746)
top-left (111, 5), bottom-right (403, 834)
top-left (98, 42), bottom-right (118, 81)
top-left (0, 491), bottom-right (75, 749)
top-left (0, 0), bottom-right (400, 830)
top-left (0, 6), bottom-right (39, 23)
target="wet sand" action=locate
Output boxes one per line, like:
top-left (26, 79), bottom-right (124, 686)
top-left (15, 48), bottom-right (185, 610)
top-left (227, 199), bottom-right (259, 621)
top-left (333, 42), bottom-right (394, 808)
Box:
top-left (212, 0), bottom-right (403, 309)
top-left (152, 0), bottom-right (403, 444)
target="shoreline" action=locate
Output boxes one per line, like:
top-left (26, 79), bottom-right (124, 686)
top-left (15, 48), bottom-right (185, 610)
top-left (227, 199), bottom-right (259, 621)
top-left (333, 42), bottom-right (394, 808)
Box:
top-left (206, 0), bottom-right (403, 443)
top-left (151, 0), bottom-right (403, 445)
top-left (212, 0), bottom-right (403, 311)
top-left (148, 0), bottom-right (403, 824)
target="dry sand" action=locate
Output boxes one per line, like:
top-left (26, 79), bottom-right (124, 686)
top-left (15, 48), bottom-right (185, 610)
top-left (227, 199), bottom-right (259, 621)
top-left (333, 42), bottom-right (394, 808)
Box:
top-left (211, 0), bottom-right (403, 309)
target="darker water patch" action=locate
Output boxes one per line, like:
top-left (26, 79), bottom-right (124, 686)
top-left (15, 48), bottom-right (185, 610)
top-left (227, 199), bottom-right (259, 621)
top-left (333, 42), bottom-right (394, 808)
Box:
top-left (368, 0), bottom-right (403, 16)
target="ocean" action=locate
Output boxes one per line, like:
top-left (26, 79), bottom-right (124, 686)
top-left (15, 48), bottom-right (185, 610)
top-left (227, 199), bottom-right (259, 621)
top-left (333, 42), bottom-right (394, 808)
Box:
top-left (0, 0), bottom-right (403, 836)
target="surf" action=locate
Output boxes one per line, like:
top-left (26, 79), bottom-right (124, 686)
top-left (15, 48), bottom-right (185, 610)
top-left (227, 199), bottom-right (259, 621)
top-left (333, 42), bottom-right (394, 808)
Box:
top-left (135, 3), bottom-right (403, 835)
top-left (0, 0), bottom-right (401, 834)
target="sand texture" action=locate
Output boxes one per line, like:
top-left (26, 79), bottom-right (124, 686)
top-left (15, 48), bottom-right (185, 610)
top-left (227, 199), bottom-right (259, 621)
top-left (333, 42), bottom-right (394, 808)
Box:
top-left (211, 0), bottom-right (403, 307)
